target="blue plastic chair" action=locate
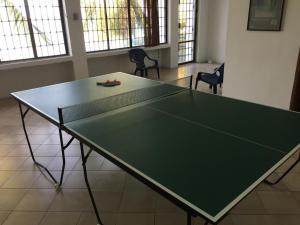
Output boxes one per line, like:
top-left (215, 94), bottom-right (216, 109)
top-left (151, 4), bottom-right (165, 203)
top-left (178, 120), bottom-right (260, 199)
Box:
top-left (195, 63), bottom-right (225, 94)
top-left (129, 48), bottom-right (160, 79)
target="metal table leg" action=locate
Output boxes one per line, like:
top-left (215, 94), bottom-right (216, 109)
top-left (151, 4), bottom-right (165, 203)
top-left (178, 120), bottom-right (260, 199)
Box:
top-left (18, 102), bottom-right (58, 185)
top-left (18, 102), bottom-right (75, 188)
top-left (79, 142), bottom-right (104, 225)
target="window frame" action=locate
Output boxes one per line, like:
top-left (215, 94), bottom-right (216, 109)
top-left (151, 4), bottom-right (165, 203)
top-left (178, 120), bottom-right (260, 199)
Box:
top-left (81, 0), bottom-right (168, 54)
top-left (0, 0), bottom-right (69, 64)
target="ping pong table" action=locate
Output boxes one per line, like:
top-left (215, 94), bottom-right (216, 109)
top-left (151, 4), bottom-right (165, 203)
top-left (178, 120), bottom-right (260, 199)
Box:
top-left (11, 72), bottom-right (300, 225)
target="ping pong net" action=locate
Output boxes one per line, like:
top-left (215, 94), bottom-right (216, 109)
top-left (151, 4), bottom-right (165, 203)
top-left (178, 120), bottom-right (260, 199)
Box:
top-left (58, 82), bottom-right (189, 124)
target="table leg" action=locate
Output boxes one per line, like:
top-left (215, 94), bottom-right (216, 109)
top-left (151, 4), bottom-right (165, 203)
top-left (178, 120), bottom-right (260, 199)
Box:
top-left (18, 102), bottom-right (58, 185)
top-left (80, 142), bottom-right (104, 225)
top-left (58, 129), bottom-right (74, 186)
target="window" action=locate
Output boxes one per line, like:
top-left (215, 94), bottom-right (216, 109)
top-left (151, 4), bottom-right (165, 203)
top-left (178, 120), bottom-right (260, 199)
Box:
top-left (0, 0), bottom-right (68, 63)
top-left (81, 0), bottom-right (167, 53)
top-left (178, 0), bottom-right (197, 64)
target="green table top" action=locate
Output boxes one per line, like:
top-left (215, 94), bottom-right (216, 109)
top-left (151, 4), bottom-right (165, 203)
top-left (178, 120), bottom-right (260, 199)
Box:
top-left (65, 88), bottom-right (300, 222)
top-left (11, 72), bottom-right (160, 123)
top-left (11, 73), bottom-right (300, 222)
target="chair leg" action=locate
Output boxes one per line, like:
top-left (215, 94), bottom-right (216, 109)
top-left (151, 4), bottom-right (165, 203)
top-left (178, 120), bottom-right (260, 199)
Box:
top-left (195, 80), bottom-right (199, 90)
top-left (156, 67), bottom-right (160, 79)
top-left (213, 85), bottom-right (217, 94)
top-left (140, 70), bottom-right (144, 77)
top-left (145, 69), bottom-right (148, 77)
top-left (195, 74), bottom-right (200, 90)
top-left (219, 83), bottom-right (222, 87)
top-left (134, 68), bottom-right (137, 75)
top-left (209, 84), bottom-right (212, 89)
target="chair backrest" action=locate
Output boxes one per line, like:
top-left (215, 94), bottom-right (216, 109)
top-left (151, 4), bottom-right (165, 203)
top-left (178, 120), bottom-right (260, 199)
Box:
top-left (128, 48), bottom-right (147, 68)
top-left (216, 63), bottom-right (225, 83)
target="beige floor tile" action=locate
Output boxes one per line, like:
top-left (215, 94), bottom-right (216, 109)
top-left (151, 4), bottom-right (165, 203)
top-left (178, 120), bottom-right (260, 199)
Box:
top-left (292, 163), bottom-right (300, 174)
top-left (91, 171), bottom-right (126, 191)
top-left (0, 125), bottom-right (23, 135)
top-left (274, 215), bottom-right (300, 225)
top-left (31, 171), bottom-right (70, 188)
top-left (42, 135), bottom-right (61, 145)
top-left (281, 173), bottom-right (300, 191)
top-left (2, 171), bottom-right (41, 188)
top-left (216, 216), bottom-right (235, 225)
top-left (77, 212), bottom-right (116, 225)
top-left (155, 195), bottom-right (182, 213)
top-left (48, 156), bottom-right (80, 171)
top-left (257, 191), bottom-right (300, 214)
top-left (0, 145), bottom-right (12, 157)
top-left (0, 189), bottom-right (27, 210)
top-left (0, 171), bottom-right (17, 187)
top-left (255, 175), bottom-right (288, 191)
top-left (154, 212), bottom-right (186, 225)
top-left (0, 134), bottom-right (24, 144)
top-left (19, 134), bottom-right (49, 145)
top-left (230, 215), bottom-right (281, 225)
top-left (64, 171), bottom-right (126, 191)
top-left (63, 171), bottom-right (86, 189)
top-left (30, 125), bottom-right (56, 135)
top-left (73, 156), bottom-right (104, 171)
top-left (6, 125), bottom-right (25, 134)
top-left (42, 134), bottom-right (77, 145)
top-left (292, 191), bottom-right (300, 204)
top-left (276, 157), bottom-right (300, 173)
top-left (15, 189), bottom-right (56, 211)
top-left (124, 175), bottom-right (152, 192)
top-left (0, 118), bottom-right (21, 127)
top-left (230, 192), bottom-right (266, 214)
top-left (0, 156), bottom-right (28, 170)
top-left (39, 212), bottom-right (81, 225)
top-left (117, 213), bottom-right (154, 225)
top-left (8, 144), bottom-right (38, 157)
top-left (93, 191), bottom-right (123, 212)
top-left (2, 212), bottom-right (44, 225)
top-left (48, 189), bottom-right (93, 212)
top-left (0, 212), bottom-right (10, 225)
top-left (193, 216), bottom-right (234, 225)
top-left (57, 144), bottom-right (82, 157)
top-left (19, 156), bottom-right (55, 171)
top-left (100, 159), bottom-right (121, 171)
top-left (34, 144), bottom-right (61, 157)
top-left (119, 190), bottom-right (156, 213)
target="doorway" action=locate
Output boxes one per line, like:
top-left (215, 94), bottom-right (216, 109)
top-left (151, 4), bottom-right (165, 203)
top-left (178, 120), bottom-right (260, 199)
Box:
top-left (178, 0), bottom-right (197, 64)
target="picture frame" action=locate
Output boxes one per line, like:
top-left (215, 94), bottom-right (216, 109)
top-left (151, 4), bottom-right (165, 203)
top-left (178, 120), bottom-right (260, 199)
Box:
top-left (247, 0), bottom-right (285, 31)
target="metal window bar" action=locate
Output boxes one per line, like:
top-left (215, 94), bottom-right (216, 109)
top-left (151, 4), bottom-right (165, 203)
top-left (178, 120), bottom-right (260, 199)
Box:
top-left (80, 0), bottom-right (167, 53)
top-left (0, 0), bottom-right (68, 63)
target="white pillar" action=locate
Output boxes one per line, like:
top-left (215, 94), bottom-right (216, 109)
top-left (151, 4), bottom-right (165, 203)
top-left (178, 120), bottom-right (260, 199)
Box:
top-left (160, 0), bottom-right (178, 68)
top-left (63, 0), bottom-right (89, 80)
top-left (195, 0), bottom-right (208, 62)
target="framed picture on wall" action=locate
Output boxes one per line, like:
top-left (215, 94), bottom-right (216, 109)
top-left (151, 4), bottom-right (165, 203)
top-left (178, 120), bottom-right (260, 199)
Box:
top-left (247, 0), bottom-right (285, 31)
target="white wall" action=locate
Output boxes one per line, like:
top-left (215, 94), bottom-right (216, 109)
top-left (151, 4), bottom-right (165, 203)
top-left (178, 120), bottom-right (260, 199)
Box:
top-left (0, 62), bottom-right (74, 97)
top-left (206, 0), bottom-right (229, 63)
top-left (160, 0), bottom-right (179, 68)
top-left (196, 0), bottom-right (209, 62)
top-left (196, 0), bottom-right (229, 63)
top-left (223, 0), bottom-right (300, 109)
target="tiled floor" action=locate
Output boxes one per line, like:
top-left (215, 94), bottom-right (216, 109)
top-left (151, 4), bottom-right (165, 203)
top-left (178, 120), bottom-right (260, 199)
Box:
top-left (0, 63), bottom-right (300, 225)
